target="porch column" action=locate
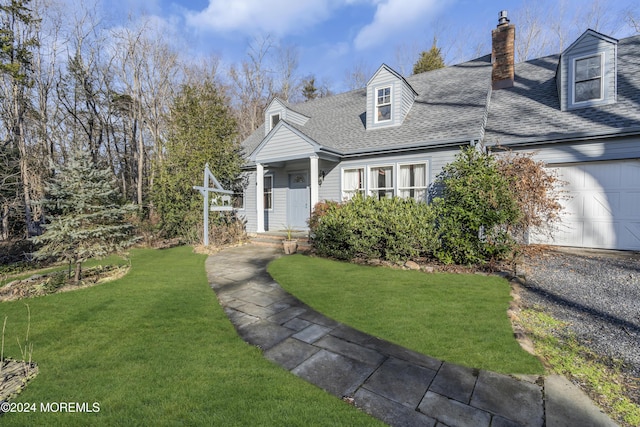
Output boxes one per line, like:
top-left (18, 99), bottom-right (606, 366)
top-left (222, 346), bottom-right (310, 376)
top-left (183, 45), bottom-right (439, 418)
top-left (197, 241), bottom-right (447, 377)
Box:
top-left (256, 163), bottom-right (265, 233)
top-left (310, 155), bottom-right (319, 211)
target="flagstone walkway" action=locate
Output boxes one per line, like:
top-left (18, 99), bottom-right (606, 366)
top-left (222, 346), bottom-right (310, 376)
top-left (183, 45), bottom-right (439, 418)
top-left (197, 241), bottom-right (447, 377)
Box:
top-left (205, 244), bottom-right (619, 427)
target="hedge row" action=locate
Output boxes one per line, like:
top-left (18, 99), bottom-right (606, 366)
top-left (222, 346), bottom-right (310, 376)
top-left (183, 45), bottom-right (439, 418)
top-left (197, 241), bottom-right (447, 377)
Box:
top-left (310, 147), bottom-right (530, 266)
top-left (310, 196), bottom-right (437, 262)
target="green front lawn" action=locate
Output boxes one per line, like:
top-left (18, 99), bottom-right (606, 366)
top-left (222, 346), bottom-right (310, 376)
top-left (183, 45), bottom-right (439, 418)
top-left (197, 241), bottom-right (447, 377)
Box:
top-left (268, 254), bottom-right (544, 375)
top-left (0, 247), bottom-right (381, 426)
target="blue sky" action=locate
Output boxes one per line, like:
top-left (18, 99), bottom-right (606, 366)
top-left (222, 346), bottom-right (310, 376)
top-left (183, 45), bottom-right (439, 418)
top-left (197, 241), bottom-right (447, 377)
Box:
top-left (105, 0), bottom-right (638, 92)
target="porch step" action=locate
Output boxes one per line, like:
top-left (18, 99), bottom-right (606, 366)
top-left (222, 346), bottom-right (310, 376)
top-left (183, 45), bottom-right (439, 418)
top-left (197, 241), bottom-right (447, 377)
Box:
top-left (250, 233), bottom-right (312, 252)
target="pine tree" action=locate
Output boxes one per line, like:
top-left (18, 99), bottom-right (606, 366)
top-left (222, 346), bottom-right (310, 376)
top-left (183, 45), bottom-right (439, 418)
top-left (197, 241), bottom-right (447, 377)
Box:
top-left (33, 150), bottom-right (139, 281)
top-left (413, 38), bottom-right (445, 74)
top-left (301, 76), bottom-right (318, 101)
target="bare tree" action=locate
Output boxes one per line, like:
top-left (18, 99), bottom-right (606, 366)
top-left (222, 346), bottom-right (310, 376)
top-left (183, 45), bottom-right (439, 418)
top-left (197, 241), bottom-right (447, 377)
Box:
top-left (623, 5), bottom-right (640, 33)
top-left (343, 59), bottom-right (373, 90)
top-left (0, 0), bottom-right (41, 237)
top-left (228, 35), bottom-right (277, 141)
top-left (512, 3), bottom-right (551, 62)
top-left (274, 43), bottom-right (300, 103)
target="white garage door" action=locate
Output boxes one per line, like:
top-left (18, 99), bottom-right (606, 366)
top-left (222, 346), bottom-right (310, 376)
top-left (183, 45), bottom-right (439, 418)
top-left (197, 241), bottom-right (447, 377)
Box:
top-left (533, 159), bottom-right (640, 250)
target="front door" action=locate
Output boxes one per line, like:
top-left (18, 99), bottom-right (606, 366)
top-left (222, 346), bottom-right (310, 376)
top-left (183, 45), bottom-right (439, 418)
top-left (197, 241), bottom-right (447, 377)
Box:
top-left (287, 172), bottom-right (309, 229)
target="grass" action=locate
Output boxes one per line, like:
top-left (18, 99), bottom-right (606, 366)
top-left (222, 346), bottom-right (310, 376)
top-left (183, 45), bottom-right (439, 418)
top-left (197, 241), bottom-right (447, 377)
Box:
top-left (517, 308), bottom-right (640, 427)
top-left (0, 247), bottom-right (381, 426)
top-left (268, 254), bottom-right (544, 375)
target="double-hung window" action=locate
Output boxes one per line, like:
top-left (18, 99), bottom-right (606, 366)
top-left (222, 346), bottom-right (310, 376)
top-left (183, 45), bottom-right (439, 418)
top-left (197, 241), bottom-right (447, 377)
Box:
top-left (398, 163), bottom-right (427, 201)
top-left (376, 87), bottom-right (391, 122)
top-left (263, 176), bottom-right (273, 210)
top-left (342, 168), bottom-right (364, 200)
top-left (574, 54), bottom-right (602, 103)
top-left (369, 166), bottom-right (394, 199)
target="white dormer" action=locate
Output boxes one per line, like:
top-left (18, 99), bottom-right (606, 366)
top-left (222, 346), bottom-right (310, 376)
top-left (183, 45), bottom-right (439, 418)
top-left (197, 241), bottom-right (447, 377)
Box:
top-left (557, 29), bottom-right (618, 111)
top-left (366, 64), bottom-right (418, 130)
top-left (264, 98), bottom-right (310, 136)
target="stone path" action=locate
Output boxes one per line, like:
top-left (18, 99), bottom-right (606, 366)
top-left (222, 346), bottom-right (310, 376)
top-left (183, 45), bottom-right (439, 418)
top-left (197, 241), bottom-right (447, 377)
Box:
top-left (205, 245), bottom-right (619, 427)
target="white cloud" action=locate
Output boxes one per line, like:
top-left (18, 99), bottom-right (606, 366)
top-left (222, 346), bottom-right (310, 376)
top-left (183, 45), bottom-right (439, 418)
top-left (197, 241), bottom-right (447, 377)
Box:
top-left (185, 0), bottom-right (337, 36)
top-left (354, 0), bottom-right (449, 50)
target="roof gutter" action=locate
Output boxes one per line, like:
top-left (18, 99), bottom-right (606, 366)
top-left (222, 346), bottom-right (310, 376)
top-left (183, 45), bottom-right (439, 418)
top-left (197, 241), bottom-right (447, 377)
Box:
top-left (485, 127), bottom-right (640, 148)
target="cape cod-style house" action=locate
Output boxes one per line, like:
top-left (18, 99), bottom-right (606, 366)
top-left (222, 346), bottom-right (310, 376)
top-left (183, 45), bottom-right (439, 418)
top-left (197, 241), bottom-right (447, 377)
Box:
top-left (236, 12), bottom-right (640, 251)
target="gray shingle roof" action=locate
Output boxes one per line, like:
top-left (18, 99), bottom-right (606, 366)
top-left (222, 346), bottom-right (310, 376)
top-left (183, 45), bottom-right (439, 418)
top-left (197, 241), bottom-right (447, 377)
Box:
top-left (484, 35), bottom-right (640, 145)
top-left (241, 34), bottom-right (640, 159)
top-left (241, 55), bottom-right (493, 157)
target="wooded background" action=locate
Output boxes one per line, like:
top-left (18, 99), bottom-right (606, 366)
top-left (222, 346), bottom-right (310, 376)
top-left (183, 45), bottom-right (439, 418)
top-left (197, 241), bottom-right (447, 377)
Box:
top-left (1, 0), bottom-right (638, 243)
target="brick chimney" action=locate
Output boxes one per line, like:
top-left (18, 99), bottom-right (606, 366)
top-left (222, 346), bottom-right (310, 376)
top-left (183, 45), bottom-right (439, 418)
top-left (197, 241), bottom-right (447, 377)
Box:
top-left (491, 10), bottom-right (515, 89)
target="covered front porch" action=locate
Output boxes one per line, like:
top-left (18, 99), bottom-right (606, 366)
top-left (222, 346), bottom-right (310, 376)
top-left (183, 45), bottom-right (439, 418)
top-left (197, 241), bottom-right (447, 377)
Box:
top-left (255, 155), bottom-right (333, 233)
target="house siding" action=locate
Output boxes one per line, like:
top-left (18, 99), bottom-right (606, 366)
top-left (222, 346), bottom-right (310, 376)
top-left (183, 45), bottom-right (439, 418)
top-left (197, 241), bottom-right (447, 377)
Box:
top-left (318, 160), bottom-right (340, 202)
top-left (400, 86), bottom-right (415, 120)
top-left (255, 126), bottom-right (315, 162)
top-left (507, 136), bottom-right (640, 164)
top-left (240, 170), bottom-right (257, 233)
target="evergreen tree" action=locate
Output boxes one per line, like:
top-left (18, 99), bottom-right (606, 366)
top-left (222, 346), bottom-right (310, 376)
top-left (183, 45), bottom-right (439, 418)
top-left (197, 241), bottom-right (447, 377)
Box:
top-left (152, 81), bottom-right (241, 241)
top-left (32, 150), bottom-right (139, 281)
top-left (413, 38), bottom-right (445, 74)
top-left (301, 76), bottom-right (318, 101)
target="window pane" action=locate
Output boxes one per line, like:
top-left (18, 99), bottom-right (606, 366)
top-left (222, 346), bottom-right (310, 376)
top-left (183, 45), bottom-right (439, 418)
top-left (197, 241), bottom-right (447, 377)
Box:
top-left (377, 87), bottom-right (390, 104)
top-left (575, 79), bottom-right (601, 102)
top-left (377, 105), bottom-right (391, 121)
top-left (263, 176), bottom-right (272, 210)
top-left (399, 163), bottom-right (427, 201)
top-left (343, 168), bottom-right (364, 198)
top-left (575, 56), bottom-right (601, 82)
top-left (369, 166), bottom-right (393, 199)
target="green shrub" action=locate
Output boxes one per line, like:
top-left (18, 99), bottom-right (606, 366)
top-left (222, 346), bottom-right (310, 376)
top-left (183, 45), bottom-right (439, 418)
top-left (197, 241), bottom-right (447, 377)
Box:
top-left (311, 195), bottom-right (437, 262)
top-left (432, 146), bottom-right (520, 265)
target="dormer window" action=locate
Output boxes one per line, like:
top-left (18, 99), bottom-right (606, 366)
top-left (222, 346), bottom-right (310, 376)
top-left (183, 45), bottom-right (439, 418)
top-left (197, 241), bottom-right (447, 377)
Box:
top-left (376, 87), bottom-right (391, 122)
top-left (270, 113), bottom-right (281, 130)
top-left (574, 54), bottom-right (603, 103)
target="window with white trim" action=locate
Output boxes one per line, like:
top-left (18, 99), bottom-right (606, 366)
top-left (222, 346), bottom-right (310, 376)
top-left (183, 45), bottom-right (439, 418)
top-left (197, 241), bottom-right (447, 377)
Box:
top-left (342, 168), bottom-right (364, 200)
top-left (263, 175), bottom-right (273, 210)
top-left (369, 165), bottom-right (394, 199)
top-left (398, 163), bottom-right (428, 201)
top-left (376, 87), bottom-right (391, 122)
top-left (574, 54), bottom-right (603, 103)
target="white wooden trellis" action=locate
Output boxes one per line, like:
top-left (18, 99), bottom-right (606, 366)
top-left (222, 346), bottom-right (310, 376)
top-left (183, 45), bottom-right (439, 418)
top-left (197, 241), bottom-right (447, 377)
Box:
top-left (193, 163), bottom-right (234, 246)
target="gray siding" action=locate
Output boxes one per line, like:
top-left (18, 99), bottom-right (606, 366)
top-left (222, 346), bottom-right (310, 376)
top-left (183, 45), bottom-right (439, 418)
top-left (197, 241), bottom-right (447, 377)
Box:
top-left (318, 160), bottom-right (340, 202)
top-left (265, 168), bottom-right (288, 231)
top-left (240, 170), bottom-right (257, 233)
top-left (255, 126), bottom-right (315, 162)
top-left (286, 108), bottom-right (309, 127)
top-left (400, 80), bottom-right (417, 119)
top-left (506, 136), bottom-right (640, 165)
top-left (560, 32), bottom-right (617, 111)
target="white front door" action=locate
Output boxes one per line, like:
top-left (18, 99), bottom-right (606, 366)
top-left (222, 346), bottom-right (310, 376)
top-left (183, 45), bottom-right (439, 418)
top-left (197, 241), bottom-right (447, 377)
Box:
top-left (287, 172), bottom-right (309, 229)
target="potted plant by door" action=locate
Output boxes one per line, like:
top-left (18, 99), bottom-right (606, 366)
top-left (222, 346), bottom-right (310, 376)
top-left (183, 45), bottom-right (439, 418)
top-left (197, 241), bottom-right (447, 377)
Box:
top-left (282, 226), bottom-right (298, 255)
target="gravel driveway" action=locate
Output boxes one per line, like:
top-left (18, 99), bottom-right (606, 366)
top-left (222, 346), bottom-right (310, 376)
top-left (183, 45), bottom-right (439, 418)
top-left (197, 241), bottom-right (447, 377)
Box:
top-left (518, 248), bottom-right (640, 392)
